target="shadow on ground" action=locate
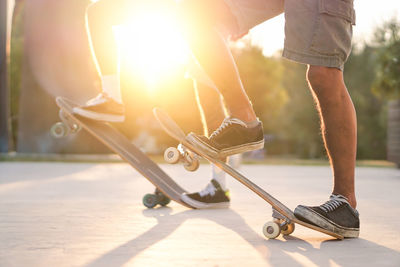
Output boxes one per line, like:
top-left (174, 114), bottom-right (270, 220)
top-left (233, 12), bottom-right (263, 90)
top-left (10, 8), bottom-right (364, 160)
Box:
top-left (85, 207), bottom-right (400, 267)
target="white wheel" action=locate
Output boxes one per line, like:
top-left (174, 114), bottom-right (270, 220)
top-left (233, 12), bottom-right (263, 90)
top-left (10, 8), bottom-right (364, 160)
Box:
top-left (262, 221), bottom-right (281, 239)
top-left (50, 122), bottom-right (69, 138)
top-left (281, 222), bottom-right (295, 236)
top-left (164, 147), bottom-right (181, 164)
top-left (59, 110), bottom-right (81, 134)
top-left (70, 123), bottom-right (81, 134)
top-left (184, 157), bottom-right (200, 172)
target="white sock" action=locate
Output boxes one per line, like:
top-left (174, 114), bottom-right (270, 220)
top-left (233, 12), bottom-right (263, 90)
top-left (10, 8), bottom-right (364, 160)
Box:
top-left (101, 74), bottom-right (122, 103)
top-left (212, 164), bottom-right (227, 191)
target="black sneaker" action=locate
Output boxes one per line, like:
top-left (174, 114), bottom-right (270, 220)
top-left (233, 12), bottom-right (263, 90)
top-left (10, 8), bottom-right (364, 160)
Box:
top-left (73, 92), bottom-right (125, 122)
top-left (181, 179), bottom-right (230, 209)
top-left (186, 117), bottom-right (264, 158)
top-left (294, 194), bottom-right (360, 238)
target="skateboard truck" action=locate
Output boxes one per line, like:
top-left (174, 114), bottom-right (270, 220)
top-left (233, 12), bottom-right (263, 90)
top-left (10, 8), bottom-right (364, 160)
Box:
top-left (142, 188), bottom-right (171, 208)
top-left (164, 143), bottom-right (200, 172)
top-left (51, 109), bottom-right (81, 138)
top-left (262, 208), bottom-right (295, 239)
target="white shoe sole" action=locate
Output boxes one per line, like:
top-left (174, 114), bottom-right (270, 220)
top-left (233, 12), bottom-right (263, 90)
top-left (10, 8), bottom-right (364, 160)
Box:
top-left (181, 194), bottom-right (230, 209)
top-left (73, 107), bottom-right (124, 122)
top-left (186, 133), bottom-right (264, 158)
top-left (295, 206), bottom-right (359, 238)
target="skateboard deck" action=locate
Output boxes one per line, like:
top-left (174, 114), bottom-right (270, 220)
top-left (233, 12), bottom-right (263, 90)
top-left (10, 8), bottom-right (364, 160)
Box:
top-left (153, 107), bottom-right (343, 239)
top-left (52, 97), bottom-right (194, 209)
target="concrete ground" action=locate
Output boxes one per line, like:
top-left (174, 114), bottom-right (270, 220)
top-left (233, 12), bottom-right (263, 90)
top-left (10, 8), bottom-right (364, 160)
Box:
top-left (0, 161), bottom-right (399, 267)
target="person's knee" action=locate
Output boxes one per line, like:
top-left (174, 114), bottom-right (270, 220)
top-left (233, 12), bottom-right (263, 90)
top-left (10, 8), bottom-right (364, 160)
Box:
top-left (307, 66), bottom-right (345, 101)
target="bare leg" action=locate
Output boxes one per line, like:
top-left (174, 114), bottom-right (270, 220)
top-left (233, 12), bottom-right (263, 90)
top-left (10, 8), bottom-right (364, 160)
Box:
top-left (73, 0), bottom-right (132, 121)
top-left (307, 66), bottom-right (357, 209)
top-left (178, 0), bottom-right (257, 122)
top-left (180, 79), bottom-right (231, 207)
top-left (193, 82), bottom-right (226, 136)
top-left (193, 81), bottom-right (230, 189)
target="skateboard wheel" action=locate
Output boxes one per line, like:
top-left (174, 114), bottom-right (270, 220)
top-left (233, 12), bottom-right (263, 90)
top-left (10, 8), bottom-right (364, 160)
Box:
top-left (143, 194), bottom-right (158, 208)
top-left (164, 147), bottom-right (180, 164)
top-left (50, 122), bottom-right (69, 138)
top-left (262, 221), bottom-right (281, 239)
top-left (155, 189), bottom-right (171, 206)
top-left (184, 157), bottom-right (200, 172)
top-left (158, 195), bottom-right (171, 206)
top-left (70, 123), bottom-right (81, 134)
top-left (281, 222), bottom-right (295, 236)
top-left (59, 110), bottom-right (81, 134)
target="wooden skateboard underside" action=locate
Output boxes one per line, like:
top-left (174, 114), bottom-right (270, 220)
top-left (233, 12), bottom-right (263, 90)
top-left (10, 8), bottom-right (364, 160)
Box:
top-left (153, 107), bottom-right (343, 239)
top-left (55, 97), bottom-right (194, 209)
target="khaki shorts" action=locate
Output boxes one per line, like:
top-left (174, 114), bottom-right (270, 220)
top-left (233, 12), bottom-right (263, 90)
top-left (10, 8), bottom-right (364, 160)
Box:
top-left (224, 0), bottom-right (356, 70)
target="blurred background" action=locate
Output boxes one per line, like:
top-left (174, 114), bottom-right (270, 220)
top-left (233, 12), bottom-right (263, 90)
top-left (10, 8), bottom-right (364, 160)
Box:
top-left (0, 0), bottom-right (399, 166)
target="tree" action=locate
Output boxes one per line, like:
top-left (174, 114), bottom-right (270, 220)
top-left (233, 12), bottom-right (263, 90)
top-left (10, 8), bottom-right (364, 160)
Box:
top-left (0, 0), bottom-right (11, 152)
top-left (345, 45), bottom-right (387, 159)
top-left (371, 17), bottom-right (400, 166)
top-left (372, 18), bottom-right (400, 100)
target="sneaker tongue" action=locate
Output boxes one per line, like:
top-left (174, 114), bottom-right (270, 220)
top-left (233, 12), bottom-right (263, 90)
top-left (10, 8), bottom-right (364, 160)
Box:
top-left (199, 183), bottom-right (216, 197)
top-left (86, 93), bottom-right (108, 106)
top-left (226, 117), bottom-right (247, 128)
top-left (330, 194), bottom-right (350, 205)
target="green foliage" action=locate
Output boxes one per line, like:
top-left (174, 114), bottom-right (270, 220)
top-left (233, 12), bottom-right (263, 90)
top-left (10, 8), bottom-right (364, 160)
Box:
top-left (234, 42), bottom-right (388, 159)
top-left (372, 17), bottom-right (400, 100)
top-left (9, 1), bottom-right (25, 148)
top-left (273, 60), bottom-right (323, 158)
top-left (345, 46), bottom-right (387, 159)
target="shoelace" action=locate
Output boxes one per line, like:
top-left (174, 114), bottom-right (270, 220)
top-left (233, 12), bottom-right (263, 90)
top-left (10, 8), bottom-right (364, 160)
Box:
top-left (86, 92), bottom-right (110, 106)
top-left (210, 117), bottom-right (247, 139)
top-left (320, 195), bottom-right (349, 213)
top-left (199, 183), bottom-right (217, 197)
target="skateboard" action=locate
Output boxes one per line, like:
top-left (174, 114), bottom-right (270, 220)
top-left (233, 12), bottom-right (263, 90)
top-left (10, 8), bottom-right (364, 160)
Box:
top-left (153, 107), bottom-right (344, 239)
top-left (51, 97), bottom-right (195, 209)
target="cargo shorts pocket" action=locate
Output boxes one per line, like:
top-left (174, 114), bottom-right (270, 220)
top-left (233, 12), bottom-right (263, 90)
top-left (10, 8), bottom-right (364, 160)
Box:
top-left (310, 0), bottom-right (356, 58)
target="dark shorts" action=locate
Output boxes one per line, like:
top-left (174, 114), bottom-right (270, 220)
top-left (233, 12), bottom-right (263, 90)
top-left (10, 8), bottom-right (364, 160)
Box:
top-left (223, 0), bottom-right (356, 70)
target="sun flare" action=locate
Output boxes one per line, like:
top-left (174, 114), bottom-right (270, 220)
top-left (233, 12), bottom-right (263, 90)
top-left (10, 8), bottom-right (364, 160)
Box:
top-left (114, 9), bottom-right (190, 91)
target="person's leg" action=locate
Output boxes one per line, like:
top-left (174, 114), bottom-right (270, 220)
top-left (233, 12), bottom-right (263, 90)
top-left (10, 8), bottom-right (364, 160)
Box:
top-left (194, 82), bottom-right (226, 137)
top-left (86, 0), bottom-right (124, 77)
top-left (293, 67), bottom-right (359, 238)
top-left (180, 74), bottom-right (231, 208)
top-left (178, 0), bottom-right (255, 123)
top-left (293, 70), bottom-right (360, 238)
top-left (283, 0), bottom-right (359, 237)
top-left (307, 66), bottom-right (357, 209)
top-left (73, 0), bottom-right (132, 121)
top-left (178, 0), bottom-right (284, 158)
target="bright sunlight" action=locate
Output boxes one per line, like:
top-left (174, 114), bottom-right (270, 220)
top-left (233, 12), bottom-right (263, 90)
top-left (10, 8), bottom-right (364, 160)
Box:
top-left (114, 8), bottom-right (190, 92)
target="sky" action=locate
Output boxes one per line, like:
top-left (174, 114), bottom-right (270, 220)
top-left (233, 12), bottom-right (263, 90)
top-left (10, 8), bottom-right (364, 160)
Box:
top-left (247, 0), bottom-right (400, 56)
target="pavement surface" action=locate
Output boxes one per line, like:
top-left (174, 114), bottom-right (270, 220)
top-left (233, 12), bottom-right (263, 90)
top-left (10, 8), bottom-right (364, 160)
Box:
top-left (0, 162), bottom-right (399, 267)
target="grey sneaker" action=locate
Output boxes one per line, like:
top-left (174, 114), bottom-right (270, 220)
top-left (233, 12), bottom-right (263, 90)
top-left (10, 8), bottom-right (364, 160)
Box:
top-left (73, 92), bottom-right (125, 122)
top-left (181, 179), bottom-right (230, 209)
top-left (186, 117), bottom-right (264, 158)
top-left (294, 194), bottom-right (360, 238)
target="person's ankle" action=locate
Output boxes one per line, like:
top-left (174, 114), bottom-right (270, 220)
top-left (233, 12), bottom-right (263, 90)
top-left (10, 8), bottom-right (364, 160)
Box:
top-left (229, 107), bottom-right (257, 124)
top-left (347, 196), bottom-right (357, 210)
top-left (333, 191), bottom-right (357, 209)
